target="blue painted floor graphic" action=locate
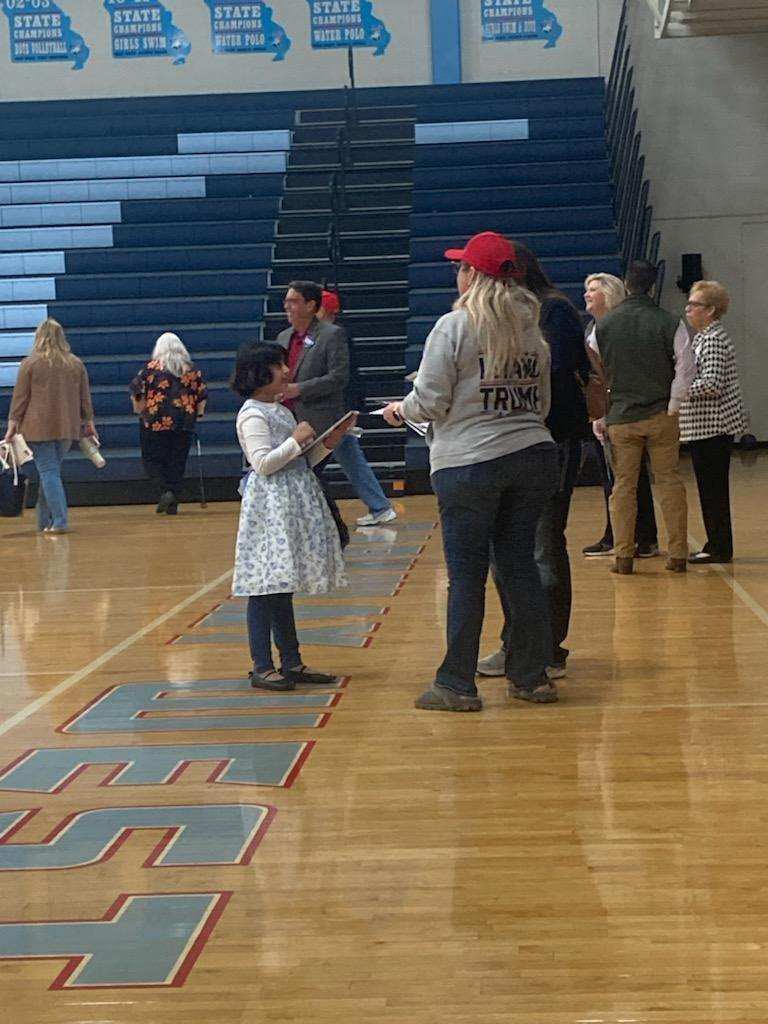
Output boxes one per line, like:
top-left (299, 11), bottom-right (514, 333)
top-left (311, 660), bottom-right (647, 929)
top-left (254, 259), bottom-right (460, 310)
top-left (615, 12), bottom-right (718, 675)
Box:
top-left (0, 742), bottom-right (313, 792)
top-left (203, 604), bottom-right (388, 625)
top-left (0, 523), bottom-right (439, 989)
top-left (174, 523), bottom-right (436, 648)
top-left (58, 679), bottom-right (339, 734)
top-left (0, 803), bottom-right (273, 870)
top-left (0, 891), bottom-right (230, 989)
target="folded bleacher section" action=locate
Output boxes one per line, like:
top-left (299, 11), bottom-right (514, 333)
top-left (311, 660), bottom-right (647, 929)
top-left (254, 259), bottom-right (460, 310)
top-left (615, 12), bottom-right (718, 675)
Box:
top-left (0, 79), bottom-right (623, 503)
top-left (0, 104), bottom-right (292, 501)
top-left (406, 78), bottom-right (623, 481)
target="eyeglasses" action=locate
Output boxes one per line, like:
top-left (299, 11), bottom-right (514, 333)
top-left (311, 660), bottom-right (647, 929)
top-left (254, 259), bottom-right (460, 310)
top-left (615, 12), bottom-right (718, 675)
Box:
top-left (685, 300), bottom-right (708, 309)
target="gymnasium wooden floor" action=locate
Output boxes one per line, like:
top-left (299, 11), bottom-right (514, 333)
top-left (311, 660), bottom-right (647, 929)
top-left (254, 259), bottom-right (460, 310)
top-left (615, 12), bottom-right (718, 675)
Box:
top-left (2, 451), bottom-right (768, 1024)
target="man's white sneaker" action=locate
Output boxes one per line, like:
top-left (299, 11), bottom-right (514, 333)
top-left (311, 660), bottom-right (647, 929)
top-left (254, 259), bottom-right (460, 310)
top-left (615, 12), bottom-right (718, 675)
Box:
top-left (546, 664), bottom-right (567, 680)
top-left (356, 508), bottom-right (397, 526)
top-left (477, 649), bottom-right (506, 676)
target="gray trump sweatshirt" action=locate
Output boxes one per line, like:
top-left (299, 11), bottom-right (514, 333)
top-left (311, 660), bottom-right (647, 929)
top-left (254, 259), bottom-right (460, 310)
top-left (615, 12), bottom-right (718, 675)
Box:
top-left (400, 308), bottom-right (553, 474)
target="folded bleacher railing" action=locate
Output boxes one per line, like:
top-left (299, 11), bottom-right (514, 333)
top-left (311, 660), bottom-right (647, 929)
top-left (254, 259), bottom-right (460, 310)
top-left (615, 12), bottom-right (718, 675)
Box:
top-left (606, 0), bottom-right (665, 301)
top-left (327, 89), bottom-right (359, 298)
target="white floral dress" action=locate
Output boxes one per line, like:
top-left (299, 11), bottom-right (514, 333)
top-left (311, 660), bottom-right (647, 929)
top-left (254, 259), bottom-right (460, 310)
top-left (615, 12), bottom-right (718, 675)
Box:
top-left (232, 400), bottom-right (347, 597)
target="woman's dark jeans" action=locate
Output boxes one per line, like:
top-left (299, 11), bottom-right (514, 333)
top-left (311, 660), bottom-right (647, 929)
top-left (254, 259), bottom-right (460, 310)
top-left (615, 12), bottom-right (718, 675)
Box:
top-left (431, 443), bottom-right (559, 696)
top-left (247, 593), bottom-right (301, 674)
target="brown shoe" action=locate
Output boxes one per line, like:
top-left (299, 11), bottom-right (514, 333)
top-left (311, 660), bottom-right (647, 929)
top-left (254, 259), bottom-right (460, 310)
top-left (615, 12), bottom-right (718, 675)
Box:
top-left (611, 557), bottom-right (634, 575)
top-left (508, 681), bottom-right (559, 704)
top-left (665, 558), bottom-right (687, 573)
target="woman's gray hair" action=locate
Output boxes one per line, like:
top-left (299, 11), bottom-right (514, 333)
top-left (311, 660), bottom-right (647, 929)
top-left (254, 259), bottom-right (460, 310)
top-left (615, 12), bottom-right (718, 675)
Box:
top-left (151, 332), bottom-right (192, 378)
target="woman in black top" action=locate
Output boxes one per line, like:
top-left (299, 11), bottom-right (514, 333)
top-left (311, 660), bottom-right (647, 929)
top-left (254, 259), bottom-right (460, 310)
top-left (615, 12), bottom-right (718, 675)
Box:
top-left (477, 241), bottom-right (589, 680)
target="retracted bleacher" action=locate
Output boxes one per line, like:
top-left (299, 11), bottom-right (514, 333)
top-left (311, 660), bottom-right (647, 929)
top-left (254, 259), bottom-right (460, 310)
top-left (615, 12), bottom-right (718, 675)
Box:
top-left (0, 79), bottom-right (622, 503)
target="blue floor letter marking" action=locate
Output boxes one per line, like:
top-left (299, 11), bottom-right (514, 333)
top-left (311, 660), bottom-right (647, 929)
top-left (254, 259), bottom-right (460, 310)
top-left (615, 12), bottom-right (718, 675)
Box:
top-left (59, 679), bottom-right (336, 734)
top-left (0, 891), bottom-right (230, 988)
top-left (0, 742), bottom-right (312, 793)
top-left (0, 803), bottom-right (275, 870)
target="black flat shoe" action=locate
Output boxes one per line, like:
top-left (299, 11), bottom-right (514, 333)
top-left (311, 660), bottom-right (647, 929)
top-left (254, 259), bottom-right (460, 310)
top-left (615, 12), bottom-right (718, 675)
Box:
top-left (688, 551), bottom-right (732, 565)
top-left (283, 665), bottom-right (339, 686)
top-left (249, 669), bottom-right (296, 692)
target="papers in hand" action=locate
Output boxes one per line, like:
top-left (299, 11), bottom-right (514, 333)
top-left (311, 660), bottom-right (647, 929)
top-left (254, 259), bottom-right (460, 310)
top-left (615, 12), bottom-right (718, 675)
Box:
top-left (370, 406), bottom-right (429, 438)
top-left (301, 410), bottom-right (359, 455)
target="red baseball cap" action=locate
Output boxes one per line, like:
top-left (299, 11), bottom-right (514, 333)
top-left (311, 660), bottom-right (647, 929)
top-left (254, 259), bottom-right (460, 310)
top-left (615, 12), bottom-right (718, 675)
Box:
top-left (444, 231), bottom-right (523, 281)
top-left (321, 290), bottom-right (341, 314)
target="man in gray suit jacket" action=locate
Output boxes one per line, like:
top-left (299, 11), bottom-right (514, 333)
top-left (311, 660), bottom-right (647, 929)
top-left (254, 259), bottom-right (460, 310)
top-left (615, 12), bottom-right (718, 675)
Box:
top-left (277, 280), bottom-right (396, 526)
top-left (277, 281), bottom-right (350, 435)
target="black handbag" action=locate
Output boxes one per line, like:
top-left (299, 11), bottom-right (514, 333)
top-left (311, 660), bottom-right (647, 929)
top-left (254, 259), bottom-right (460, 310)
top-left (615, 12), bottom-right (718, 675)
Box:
top-left (0, 445), bottom-right (28, 517)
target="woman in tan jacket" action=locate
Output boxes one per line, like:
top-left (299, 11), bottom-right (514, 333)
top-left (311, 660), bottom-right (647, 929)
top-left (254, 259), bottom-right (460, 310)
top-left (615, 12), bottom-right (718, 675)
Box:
top-left (2, 319), bottom-right (96, 533)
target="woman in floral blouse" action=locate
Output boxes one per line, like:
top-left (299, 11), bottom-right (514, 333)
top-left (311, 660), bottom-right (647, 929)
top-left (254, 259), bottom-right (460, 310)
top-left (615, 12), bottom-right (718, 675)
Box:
top-left (130, 332), bottom-right (207, 514)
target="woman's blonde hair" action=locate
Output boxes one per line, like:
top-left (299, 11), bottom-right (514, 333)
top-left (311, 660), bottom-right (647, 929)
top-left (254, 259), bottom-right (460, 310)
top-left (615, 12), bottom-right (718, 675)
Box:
top-left (151, 332), bottom-right (192, 378)
top-left (585, 273), bottom-right (627, 312)
top-left (454, 266), bottom-right (543, 379)
top-left (691, 280), bottom-right (730, 319)
top-left (31, 318), bottom-right (75, 366)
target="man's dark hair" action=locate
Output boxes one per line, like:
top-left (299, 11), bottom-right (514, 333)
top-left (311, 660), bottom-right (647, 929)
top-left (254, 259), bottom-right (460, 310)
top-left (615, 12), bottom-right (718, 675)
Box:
top-left (230, 343), bottom-right (286, 398)
top-left (625, 260), bottom-right (658, 296)
top-left (287, 280), bottom-right (323, 311)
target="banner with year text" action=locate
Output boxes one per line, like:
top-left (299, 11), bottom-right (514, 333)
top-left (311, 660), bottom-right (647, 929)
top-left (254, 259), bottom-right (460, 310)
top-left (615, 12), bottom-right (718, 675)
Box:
top-left (480, 0), bottom-right (562, 50)
top-left (103, 0), bottom-right (190, 64)
top-left (1, 0), bottom-right (89, 69)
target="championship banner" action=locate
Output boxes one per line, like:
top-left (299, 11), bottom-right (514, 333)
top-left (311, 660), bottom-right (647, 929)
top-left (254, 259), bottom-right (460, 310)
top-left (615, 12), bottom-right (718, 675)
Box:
top-left (481, 0), bottom-right (562, 49)
top-left (103, 0), bottom-right (190, 64)
top-left (204, 1), bottom-right (291, 60)
top-left (1, 0), bottom-right (89, 69)
top-left (308, 0), bottom-right (390, 56)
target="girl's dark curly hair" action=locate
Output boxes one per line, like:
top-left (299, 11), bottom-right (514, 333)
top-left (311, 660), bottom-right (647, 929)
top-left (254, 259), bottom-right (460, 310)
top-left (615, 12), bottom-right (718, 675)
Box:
top-left (230, 343), bottom-right (287, 398)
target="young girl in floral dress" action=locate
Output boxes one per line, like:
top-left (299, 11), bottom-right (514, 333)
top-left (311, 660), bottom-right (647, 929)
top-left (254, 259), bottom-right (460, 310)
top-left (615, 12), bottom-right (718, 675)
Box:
top-left (231, 343), bottom-right (354, 691)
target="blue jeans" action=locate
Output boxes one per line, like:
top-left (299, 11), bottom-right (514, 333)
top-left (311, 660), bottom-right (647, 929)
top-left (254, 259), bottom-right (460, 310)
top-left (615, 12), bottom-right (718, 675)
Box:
top-left (247, 593), bottom-right (301, 674)
top-left (30, 440), bottom-right (71, 530)
top-left (431, 443), bottom-right (559, 696)
top-left (332, 434), bottom-right (391, 515)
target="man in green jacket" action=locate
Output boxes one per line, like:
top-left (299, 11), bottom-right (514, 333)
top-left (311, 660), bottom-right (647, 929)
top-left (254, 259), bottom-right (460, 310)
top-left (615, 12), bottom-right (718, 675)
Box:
top-left (594, 261), bottom-right (695, 575)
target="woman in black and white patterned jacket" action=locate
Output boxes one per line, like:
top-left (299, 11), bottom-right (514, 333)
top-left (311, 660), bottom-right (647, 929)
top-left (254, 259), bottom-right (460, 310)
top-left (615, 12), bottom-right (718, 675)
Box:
top-left (680, 281), bottom-right (748, 565)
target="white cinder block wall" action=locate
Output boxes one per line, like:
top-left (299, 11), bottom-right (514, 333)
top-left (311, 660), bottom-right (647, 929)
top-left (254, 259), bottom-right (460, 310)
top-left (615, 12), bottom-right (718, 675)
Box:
top-left (626, 0), bottom-right (768, 438)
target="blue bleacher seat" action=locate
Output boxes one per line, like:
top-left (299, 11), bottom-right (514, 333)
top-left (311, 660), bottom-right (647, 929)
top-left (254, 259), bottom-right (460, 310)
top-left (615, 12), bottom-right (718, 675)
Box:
top-left (406, 80), bottom-right (620, 476)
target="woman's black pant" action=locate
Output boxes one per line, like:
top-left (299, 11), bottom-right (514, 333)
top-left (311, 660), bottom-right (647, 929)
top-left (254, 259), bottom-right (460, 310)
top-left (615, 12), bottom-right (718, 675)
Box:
top-left (689, 433), bottom-right (734, 559)
top-left (140, 426), bottom-right (192, 498)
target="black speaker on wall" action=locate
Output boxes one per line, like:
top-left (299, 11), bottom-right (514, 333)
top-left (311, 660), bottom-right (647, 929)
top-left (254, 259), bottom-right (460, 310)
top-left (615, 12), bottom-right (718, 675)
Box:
top-left (676, 253), bottom-right (703, 293)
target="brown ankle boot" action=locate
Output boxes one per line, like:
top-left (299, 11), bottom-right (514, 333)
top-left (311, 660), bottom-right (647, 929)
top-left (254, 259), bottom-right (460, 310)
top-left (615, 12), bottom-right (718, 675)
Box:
top-left (611, 557), bottom-right (634, 575)
top-left (665, 558), bottom-right (687, 573)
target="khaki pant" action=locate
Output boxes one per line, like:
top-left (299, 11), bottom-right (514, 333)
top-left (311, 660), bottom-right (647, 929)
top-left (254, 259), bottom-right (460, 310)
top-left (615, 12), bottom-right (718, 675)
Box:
top-left (608, 411), bottom-right (688, 559)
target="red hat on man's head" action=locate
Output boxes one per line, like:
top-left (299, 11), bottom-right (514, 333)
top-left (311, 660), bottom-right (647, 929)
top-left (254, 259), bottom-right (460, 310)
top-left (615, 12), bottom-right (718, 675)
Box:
top-left (321, 290), bottom-right (341, 315)
top-left (444, 231), bottom-right (524, 281)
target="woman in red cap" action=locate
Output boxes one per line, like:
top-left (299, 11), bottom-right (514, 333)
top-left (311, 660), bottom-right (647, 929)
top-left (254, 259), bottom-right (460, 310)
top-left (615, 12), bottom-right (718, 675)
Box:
top-left (383, 231), bottom-right (559, 709)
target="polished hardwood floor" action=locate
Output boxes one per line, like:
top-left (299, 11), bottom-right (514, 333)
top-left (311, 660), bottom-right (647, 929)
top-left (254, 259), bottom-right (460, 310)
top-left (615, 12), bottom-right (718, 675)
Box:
top-left (2, 450), bottom-right (768, 1023)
